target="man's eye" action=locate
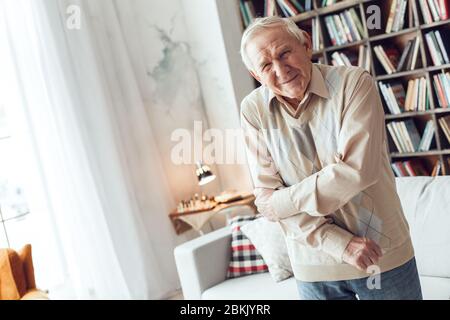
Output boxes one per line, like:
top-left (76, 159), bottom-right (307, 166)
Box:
top-left (262, 63), bottom-right (271, 71)
top-left (281, 50), bottom-right (290, 58)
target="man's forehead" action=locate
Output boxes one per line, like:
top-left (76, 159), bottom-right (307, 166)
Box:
top-left (248, 31), bottom-right (293, 58)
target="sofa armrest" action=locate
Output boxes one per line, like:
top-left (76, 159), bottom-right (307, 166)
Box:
top-left (174, 227), bottom-right (232, 300)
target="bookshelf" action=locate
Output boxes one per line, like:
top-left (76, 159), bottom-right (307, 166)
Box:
top-left (237, 0), bottom-right (450, 176)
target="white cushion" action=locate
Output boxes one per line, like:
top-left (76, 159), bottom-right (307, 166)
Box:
top-left (202, 272), bottom-right (298, 300)
top-left (396, 177), bottom-right (450, 278)
top-left (240, 217), bottom-right (293, 282)
top-left (202, 273), bottom-right (450, 300)
top-left (420, 276), bottom-right (450, 300)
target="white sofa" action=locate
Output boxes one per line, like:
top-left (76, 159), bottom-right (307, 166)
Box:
top-left (174, 177), bottom-right (450, 300)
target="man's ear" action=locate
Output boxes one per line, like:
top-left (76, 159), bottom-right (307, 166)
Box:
top-left (249, 70), bottom-right (261, 83)
top-left (302, 31), bottom-right (313, 59)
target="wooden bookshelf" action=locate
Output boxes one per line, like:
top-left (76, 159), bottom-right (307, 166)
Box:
top-left (237, 0), bottom-right (450, 176)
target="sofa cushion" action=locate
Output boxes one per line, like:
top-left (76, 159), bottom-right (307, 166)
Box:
top-left (396, 177), bottom-right (450, 278)
top-left (227, 216), bottom-right (268, 278)
top-left (420, 276), bottom-right (450, 300)
top-left (202, 272), bottom-right (298, 300)
top-left (241, 217), bottom-right (293, 282)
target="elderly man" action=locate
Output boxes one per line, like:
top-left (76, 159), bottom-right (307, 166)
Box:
top-left (240, 16), bottom-right (422, 300)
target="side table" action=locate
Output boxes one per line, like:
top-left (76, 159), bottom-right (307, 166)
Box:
top-left (169, 194), bottom-right (257, 235)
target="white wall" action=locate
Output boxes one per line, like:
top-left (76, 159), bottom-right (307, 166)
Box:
top-left (117, 0), bottom-right (255, 201)
top-left (181, 0), bottom-right (255, 193)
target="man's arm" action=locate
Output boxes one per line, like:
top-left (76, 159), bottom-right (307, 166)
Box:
top-left (269, 71), bottom-right (384, 219)
top-left (241, 106), bottom-right (353, 262)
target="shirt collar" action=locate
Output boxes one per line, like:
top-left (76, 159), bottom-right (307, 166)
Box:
top-left (267, 63), bottom-right (330, 112)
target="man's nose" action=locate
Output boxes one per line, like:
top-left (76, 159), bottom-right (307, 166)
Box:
top-left (273, 61), bottom-right (290, 79)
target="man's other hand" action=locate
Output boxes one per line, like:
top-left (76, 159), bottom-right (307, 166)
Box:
top-left (342, 236), bottom-right (383, 271)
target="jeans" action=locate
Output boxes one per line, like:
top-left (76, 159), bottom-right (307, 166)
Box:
top-left (297, 258), bottom-right (423, 300)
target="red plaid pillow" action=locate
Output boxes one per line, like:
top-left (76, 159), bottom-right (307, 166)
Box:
top-left (227, 215), bottom-right (268, 278)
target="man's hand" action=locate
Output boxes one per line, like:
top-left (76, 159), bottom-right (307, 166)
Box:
top-left (342, 236), bottom-right (383, 271)
top-left (253, 188), bottom-right (280, 222)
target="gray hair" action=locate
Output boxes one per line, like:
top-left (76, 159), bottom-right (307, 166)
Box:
top-left (240, 16), bottom-right (307, 72)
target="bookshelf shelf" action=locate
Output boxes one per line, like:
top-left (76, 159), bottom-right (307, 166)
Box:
top-left (385, 110), bottom-right (436, 120)
top-left (369, 27), bottom-right (418, 42)
top-left (426, 63), bottom-right (450, 72)
top-left (291, 11), bottom-right (318, 22)
top-left (324, 39), bottom-right (367, 52)
top-left (317, 0), bottom-right (363, 14)
top-left (434, 108), bottom-right (450, 114)
top-left (237, 0), bottom-right (450, 176)
top-left (419, 18), bottom-right (450, 30)
top-left (391, 149), bottom-right (450, 158)
top-left (375, 68), bottom-right (427, 81)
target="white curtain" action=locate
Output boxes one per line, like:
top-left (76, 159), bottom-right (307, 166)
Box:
top-left (0, 0), bottom-right (180, 299)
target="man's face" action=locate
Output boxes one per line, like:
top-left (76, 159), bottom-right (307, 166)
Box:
top-left (246, 27), bottom-right (313, 102)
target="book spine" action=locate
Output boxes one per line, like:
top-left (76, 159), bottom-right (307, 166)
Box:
top-left (333, 14), bottom-right (348, 44)
top-left (374, 46), bottom-right (393, 74)
top-left (397, 0), bottom-right (408, 31)
top-left (290, 0), bottom-right (305, 13)
top-left (434, 30), bottom-right (450, 64)
top-left (339, 12), bottom-right (353, 42)
top-left (244, 1), bottom-right (256, 22)
top-left (305, 0), bottom-right (311, 11)
top-left (427, 0), bottom-right (441, 21)
top-left (439, 0), bottom-right (449, 19)
top-left (280, 0), bottom-right (299, 16)
top-left (395, 121), bottom-right (410, 152)
top-left (425, 32), bottom-right (442, 65)
top-left (442, 72), bottom-right (450, 106)
top-left (391, 162), bottom-right (403, 177)
top-left (439, 73), bottom-right (450, 106)
top-left (392, 0), bottom-right (405, 32)
top-left (386, 0), bottom-right (398, 33)
top-left (387, 122), bottom-right (405, 152)
top-left (240, 1), bottom-right (250, 27)
top-left (349, 8), bottom-right (365, 37)
top-left (439, 117), bottom-right (450, 143)
top-left (346, 11), bottom-right (358, 42)
top-left (410, 37), bottom-right (420, 70)
top-left (404, 161), bottom-right (417, 176)
top-left (276, 0), bottom-right (291, 17)
top-left (433, 74), bottom-right (446, 107)
top-left (419, 0), bottom-right (433, 23)
top-left (324, 16), bottom-right (338, 46)
top-left (387, 83), bottom-right (403, 114)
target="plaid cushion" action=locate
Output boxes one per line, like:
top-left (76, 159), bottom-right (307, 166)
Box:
top-left (227, 215), bottom-right (268, 278)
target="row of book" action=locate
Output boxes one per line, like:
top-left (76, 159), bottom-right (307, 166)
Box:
top-left (374, 40), bottom-right (421, 75)
top-left (425, 30), bottom-right (449, 66)
top-left (379, 77), bottom-right (429, 114)
top-left (386, 0), bottom-right (409, 33)
top-left (311, 18), bottom-right (322, 51)
top-left (321, 0), bottom-right (339, 6)
top-left (439, 115), bottom-right (450, 144)
top-left (387, 119), bottom-right (435, 153)
top-left (324, 8), bottom-right (364, 46)
top-left (240, 1), bottom-right (256, 27)
top-left (433, 71), bottom-right (450, 108)
top-left (391, 159), bottom-right (442, 177)
top-left (265, 0), bottom-right (313, 18)
top-left (418, 0), bottom-right (449, 24)
top-left (397, 38), bottom-right (421, 72)
top-left (330, 45), bottom-right (371, 71)
top-left (240, 0), bottom-right (314, 26)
